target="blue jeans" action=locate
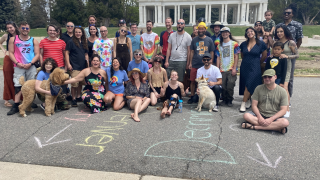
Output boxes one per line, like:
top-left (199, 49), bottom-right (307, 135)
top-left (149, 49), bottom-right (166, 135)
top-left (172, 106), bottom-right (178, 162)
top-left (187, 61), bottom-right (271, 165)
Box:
top-left (275, 79), bottom-right (281, 85)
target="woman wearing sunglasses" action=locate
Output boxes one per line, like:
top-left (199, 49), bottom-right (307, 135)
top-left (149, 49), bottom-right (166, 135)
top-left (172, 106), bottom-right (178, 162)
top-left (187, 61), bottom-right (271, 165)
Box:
top-left (113, 26), bottom-right (132, 72)
top-left (147, 53), bottom-right (168, 106)
top-left (0, 21), bottom-right (20, 107)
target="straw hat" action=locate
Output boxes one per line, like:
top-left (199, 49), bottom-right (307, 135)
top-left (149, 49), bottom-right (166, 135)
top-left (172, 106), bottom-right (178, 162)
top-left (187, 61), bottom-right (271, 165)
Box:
top-left (128, 68), bottom-right (145, 78)
top-left (210, 21), bottom-right (225, 29)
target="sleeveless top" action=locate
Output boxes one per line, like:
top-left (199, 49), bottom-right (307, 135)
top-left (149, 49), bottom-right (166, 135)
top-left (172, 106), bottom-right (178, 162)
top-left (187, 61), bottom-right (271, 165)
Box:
top-left (116, 37), bottom-right (130, 71)
top-left (149, 67), bottom-right (166, 87)
top-left (83, 69), bottom-right (106, 95)
top-left (283, 40), bottom-right (292, 82)
top-left (14, 35), bottom-right (35, 66)
top-left (87, 38), bottom-right (94, 58)
top-left (165, 83), bottom-right (182, 100)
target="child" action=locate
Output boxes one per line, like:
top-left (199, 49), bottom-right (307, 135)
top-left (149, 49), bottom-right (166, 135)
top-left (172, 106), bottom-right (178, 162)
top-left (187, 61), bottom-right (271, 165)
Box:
top-left (264, 41), bottom-right (287, 87)
top-left (262, 10), bottom-right (276, 36)
top-left (261, 34), bottom-right (274, 73)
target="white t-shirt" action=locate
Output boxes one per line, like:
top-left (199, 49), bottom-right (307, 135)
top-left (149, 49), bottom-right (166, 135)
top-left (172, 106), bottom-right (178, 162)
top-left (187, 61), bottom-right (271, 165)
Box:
top-left (196, 65), bottom-right (222, 88)
top-left (168, 32), bottom-right (192, 61)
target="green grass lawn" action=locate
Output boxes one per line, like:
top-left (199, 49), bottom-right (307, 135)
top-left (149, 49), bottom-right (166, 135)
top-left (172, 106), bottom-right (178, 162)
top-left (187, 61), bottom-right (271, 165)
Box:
top-left (0, 58), bottom-right (3, 66)
top-left (1, 25), bottom-right (320, 38)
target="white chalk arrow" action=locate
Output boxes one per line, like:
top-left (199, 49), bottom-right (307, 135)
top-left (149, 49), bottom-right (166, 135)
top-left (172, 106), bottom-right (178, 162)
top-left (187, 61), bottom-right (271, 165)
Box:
top-left (34, 124), bottom-right (72, 148)
top-left (247, 143), bottom-right (282, 168)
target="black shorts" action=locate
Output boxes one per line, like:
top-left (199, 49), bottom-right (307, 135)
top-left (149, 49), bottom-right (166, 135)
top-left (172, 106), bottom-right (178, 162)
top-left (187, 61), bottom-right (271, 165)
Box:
top-left (150, 87), bottom-right (161, 94)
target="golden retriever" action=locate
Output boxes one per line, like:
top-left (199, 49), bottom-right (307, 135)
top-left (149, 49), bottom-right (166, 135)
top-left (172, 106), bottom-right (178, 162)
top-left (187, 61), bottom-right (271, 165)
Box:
top-left (195, 75), bottom-right (216, 112)
top-left (18, 68), bottom-right (69, 117)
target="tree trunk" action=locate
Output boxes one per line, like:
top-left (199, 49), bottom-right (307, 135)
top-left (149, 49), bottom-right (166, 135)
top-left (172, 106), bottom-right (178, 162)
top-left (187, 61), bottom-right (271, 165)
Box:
top-left (309, 9), bottom-right (320, 25)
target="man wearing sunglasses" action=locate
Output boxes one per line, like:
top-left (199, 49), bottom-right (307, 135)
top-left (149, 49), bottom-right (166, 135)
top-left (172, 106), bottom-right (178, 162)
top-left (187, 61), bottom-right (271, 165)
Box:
top-left (115, 19), bottom-right (131, 38)
top-left (60, 22), bottom-right (74, 44)
top-left (165, 19), bottom-right (192, 82)
top-left (160, 17), bottom-right (175, 69)
top-left (242, 69), bottom-right (289, 134)
top-left (7, 21), bottom-right (40, 115)
top-left (127, 49), bottom-right (149, 80)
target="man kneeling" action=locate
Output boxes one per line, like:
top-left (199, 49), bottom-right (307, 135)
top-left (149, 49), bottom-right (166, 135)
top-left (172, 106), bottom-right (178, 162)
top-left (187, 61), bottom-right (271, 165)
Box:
top-left (242, 69), bottom-right (289, 134)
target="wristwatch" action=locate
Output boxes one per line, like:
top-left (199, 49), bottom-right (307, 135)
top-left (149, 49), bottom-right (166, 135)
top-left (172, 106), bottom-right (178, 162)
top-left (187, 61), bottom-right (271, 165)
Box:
top-left (31, 63), bottom-right (35, 66)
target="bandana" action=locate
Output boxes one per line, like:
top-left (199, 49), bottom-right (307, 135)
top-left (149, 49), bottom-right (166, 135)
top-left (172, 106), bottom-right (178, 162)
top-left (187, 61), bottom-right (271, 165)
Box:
top-left (50, 82), bottom-right (61, 96)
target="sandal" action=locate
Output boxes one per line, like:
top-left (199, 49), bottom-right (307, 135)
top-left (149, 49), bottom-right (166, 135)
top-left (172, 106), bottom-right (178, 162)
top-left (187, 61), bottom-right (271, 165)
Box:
top-left (241, 122), bottom-right (255, 130)
top-left (4, 102), bottom-right (12, 107)
top-left (281, 127), bottom-right (288, 134)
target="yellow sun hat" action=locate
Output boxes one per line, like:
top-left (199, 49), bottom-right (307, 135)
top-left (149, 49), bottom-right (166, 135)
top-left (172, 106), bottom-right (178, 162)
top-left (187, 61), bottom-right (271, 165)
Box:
top-left (197, 22), bottom-right (208, 29)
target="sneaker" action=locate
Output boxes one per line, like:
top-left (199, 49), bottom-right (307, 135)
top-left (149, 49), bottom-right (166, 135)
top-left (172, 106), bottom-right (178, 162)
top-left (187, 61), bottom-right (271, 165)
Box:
top-left (31, 103), bottom-right (38, 108)
top-left (227, 100), bottom-right (233, 107)
top-left (240, 102), bottom-right (246, 113)
top-left (76, 97), bottom-right (82, 102)
top-left (284, 111), bottom-right (290, 118)
top-left (7, 105), bottom-right (19, 115)
top-left (40, 104), bottom-right (45, 111)
top-left (71, 100), bottom-right (78, 107)
top-left (212, 105), bottom-right (219, 112)
top-left (245, 99), bottom-right (251, 109)
top-left (187, 96), bottom-right (194, 104)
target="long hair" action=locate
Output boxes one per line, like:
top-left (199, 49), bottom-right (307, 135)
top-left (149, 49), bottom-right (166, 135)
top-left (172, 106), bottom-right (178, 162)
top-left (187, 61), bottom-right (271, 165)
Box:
top-left (40, 58), bottom-right (58, 73)
top-left (72, 27), bottom-right (88, 51)
top-left (274, 25), bottom-right (293, 41)
top-left (56, 26), bottom-right (62, 39)
top-left (245, 27), bottom-right (260, 45)
top-left (5, 21), bottom-right (20, 37)
top-left (219, 32), bottom-right (238, 46)
top-left (110, 57), bottom-right (124, 80)
top-left (129, 72), bottom-right (145, 86)
top-left (89, 24), bottom-right (99, 37)
top-left (90, 54), bottom-right (101, 67)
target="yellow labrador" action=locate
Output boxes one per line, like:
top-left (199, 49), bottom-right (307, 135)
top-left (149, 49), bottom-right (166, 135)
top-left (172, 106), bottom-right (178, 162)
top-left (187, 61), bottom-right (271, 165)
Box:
top-left (195, 75), bottom-right (216, 112)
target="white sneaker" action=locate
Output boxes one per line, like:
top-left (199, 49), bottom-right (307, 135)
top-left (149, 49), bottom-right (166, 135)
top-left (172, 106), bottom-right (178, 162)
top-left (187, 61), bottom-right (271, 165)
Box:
top-left (284, 111), bottom-right (290, 118)
top-left (212, 105), bottom-right (219, 112)
top-left (240, 102), bottom-right (246, 112)
top-left (245, 99), bottom-right (251, 109)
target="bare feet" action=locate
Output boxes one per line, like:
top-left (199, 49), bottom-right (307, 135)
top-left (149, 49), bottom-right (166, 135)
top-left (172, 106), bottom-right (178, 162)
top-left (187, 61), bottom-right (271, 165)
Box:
top-left (166, 110), bottom-right (171, 116)
top-left (161, 111), bottom-right (166, 118)
top-left (131, 113), bottom-right (134, 119)
top-left (132, 114), bottom-right (140, 122)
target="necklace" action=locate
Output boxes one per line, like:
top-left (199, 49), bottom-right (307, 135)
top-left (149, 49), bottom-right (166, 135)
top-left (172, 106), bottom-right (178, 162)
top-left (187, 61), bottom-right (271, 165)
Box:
top-left (176, 32), bottom-right (185, 50)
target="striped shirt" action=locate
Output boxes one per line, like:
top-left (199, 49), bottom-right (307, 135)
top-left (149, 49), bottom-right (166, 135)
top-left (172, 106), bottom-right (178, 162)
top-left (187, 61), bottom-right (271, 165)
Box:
top-left (39, 38), bottom-right (66, 67)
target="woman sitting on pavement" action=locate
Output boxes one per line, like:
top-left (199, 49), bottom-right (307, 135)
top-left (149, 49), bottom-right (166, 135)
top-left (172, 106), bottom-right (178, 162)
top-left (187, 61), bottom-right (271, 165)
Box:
top-left (124, 68), bottom-right (151, 122)
top-left (35, 58), bottom-right (58, 110)
top-left (147, 53), bottom-right (168, 106)
top-left (104, 58), bottom-right (128, 111)
top-left (64, 54), bottom-right (107, 113)
top-left (160, 70), bottom-right (189, 118)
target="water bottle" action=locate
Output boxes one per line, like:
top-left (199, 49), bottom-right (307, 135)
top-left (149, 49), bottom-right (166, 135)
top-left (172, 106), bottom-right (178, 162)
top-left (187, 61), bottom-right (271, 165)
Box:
top-left (178, 100), bottom-right (183, 113)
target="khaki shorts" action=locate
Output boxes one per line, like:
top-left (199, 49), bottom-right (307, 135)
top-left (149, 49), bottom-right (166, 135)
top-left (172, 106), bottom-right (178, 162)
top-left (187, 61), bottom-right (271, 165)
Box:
top-left (69, 70), bottom-right (86, 87)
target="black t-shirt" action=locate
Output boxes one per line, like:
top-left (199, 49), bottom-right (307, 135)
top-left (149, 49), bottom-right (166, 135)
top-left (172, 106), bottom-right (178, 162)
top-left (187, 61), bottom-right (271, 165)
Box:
top-left (265, 56), bottom-right (287, 84)
top-left (61, 31), bottom-right (72, 44)
top-left (66, 39), bottom-right (88, 70)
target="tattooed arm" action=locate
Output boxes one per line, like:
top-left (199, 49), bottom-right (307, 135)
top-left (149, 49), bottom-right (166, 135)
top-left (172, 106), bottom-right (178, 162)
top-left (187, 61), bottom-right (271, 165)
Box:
top-left (280, 40), bottom-right (299, 60)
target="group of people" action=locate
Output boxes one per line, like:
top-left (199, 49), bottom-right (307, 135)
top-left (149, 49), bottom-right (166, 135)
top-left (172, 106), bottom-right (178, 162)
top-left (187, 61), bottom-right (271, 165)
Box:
top-left (1, 4), bottom-right (302, 133)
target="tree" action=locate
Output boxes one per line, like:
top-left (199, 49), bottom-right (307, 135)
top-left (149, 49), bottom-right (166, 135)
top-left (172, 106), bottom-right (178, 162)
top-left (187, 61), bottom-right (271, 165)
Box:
top-left (26, 0), bottom-right (48, 28)
top-left (0, 0), bottom-right (16, 31)
top-left (268, 0), bottom-right (293, 24)
top-left (294, 0), bottom-right (320, 25)
top-left (51, 0), bottom-right (86, 26)
top-left (122, 0), bottom-right (139, 25)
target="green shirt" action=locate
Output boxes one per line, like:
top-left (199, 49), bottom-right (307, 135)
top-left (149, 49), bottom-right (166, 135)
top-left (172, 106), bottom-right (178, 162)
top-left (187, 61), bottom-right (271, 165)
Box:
top-left (252, 84), bottom-right (288, 118)
top-left (262, 19), bottom-right (276, 32)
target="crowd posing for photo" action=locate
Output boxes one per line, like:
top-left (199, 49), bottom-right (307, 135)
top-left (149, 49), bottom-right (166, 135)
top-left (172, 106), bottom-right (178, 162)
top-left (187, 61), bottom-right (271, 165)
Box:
top-left (1, 4), bottom-right (302, 134)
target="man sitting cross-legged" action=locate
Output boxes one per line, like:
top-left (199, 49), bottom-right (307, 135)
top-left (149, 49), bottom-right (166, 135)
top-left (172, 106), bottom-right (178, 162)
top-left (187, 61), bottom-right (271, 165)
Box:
top-left (242, 69), bottom-right (289, 134)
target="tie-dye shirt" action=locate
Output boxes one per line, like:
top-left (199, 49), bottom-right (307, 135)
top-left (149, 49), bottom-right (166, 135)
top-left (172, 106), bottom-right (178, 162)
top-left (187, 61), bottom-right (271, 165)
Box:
top-left (93, 38), bottom-right (113, 68)
top-left (215, 39), bottom-right (240, 72)
top-left (13, 35), bottom-right (35, 66)
top-left (140, 32), bottom-right (159, 60)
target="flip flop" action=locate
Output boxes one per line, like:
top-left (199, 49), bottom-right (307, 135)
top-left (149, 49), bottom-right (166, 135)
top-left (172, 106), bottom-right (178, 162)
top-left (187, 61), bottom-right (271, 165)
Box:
top-left (4, 102), bottom-right (12, 107)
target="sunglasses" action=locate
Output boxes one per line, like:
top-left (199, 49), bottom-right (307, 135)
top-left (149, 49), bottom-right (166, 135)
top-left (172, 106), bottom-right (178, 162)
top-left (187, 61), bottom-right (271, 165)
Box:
top-left (135, 53), bottom-right (142, 56)
top-left (284, 12), bottom-right (292, 15)
top-left (21, 27), bottom-right (29, 30)
top-left (203, 58), bottom-right (211, 62)
top-left (154, 60), bottom-right (161, 63)
top-left (121, 29), bottom-right (127, 33)
top-left (67, 25), bottom-right (74, 28)
top-left (177, 22), bottom-right (185, 25)
top-left (6, 21), bottom-right (14, 24)
top-left (263, 76), bottom-right (273, 79)
top-left (75, 26), bottom-right (82, 28)
top-left (90, 24), bottom-right (95, 26)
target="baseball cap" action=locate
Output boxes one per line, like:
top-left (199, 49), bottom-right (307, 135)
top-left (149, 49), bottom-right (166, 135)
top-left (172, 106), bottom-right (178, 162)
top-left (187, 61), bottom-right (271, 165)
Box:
top-left (220, 27), bottom-right (230, 32)
top-left (203, 53), bottom-right (211, 59)
top-left (262, 69), bottom-right (276, 77)
top-left (197, 22), bottom-right (208, 29)
top-left (119, 19), bottom-right (126, 24)
top-left (198, 17), bottom-right (206, 23)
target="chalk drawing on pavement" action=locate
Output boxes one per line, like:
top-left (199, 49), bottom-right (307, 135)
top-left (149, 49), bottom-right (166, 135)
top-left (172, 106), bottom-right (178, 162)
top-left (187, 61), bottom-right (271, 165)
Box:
top-left (247, 143), bottom-right (282, 168)
top-left (34, 124), bottom-right (72, 148)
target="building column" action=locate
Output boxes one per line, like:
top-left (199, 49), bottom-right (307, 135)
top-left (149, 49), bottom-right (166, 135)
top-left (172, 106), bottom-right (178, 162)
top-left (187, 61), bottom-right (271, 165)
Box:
top-left (240, 3), bottom-right (246, 24)
top-left (139, 5), bottom-right (143, 26)
top-left (193, 5), bottom-right (196, 24)
top-left (157, 6), bottom-right (161, 24)
top-left (174, 5), bottom-right (177, 25)
top-left (189, 5), bottom-right (193, 25)
top-left (144, 6), bottom-right (147, 24)
top-left (208, 4), bottom-right (212, 24)
top-left (224, 4), bottom-right (228, 24)
top-left (258, 3), bottom-right (262, 21)
top-left (221, 4), bottom-right (224, 23)
top-left (245, 3), bottom-right (249, 23)
top-left (163, 6), bottom-right (165, 24)
top-left (178, 5), bottom-right (180, 21)
top-left (205, 4), bottom-right (208, 24)
top-left (254, 6), bottom-right (257, 23)
top-left (154, 5), bottom-right (158, 24)
top-left (237, 4), bottom-right (240, 24)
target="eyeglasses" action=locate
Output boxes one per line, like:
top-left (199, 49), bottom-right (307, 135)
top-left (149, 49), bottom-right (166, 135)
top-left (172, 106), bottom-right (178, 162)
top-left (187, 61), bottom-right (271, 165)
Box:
top-left (203, 58), bottom-right (211, 62)
top-left (101, 30), bottom-right (108, 33)
top-left (67, 25), bottom-right (74, 28)
top-left (121, 29), bottom-right (127, 33)
top-left (135, 53), bottom-right (142, 56)
top-left (177, 22), bottom-right (185, 25)
top-left (75, 26), bottom-right (82, 28)
top-left (263, 76), bottom-right (273, 79)
top-left (21, 27), bottom-right (29, 30)
top-left (284, 12), bottom-right (292, 15)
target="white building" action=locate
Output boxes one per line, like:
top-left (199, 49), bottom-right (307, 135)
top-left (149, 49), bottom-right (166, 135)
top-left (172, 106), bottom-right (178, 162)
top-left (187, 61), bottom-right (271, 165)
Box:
top-left (138, 0), bottom-right (268, 27)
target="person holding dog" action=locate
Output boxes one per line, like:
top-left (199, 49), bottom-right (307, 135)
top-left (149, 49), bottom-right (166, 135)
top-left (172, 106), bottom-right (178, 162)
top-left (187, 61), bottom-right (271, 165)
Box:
top-left (195, 53), bottom-right (222, 112)
top-left (242, 69), bottom-right (289, 134)
top-left (7, 21), bottom-right (40, 116)
top-left (215, 27), bottom-right (240, 107)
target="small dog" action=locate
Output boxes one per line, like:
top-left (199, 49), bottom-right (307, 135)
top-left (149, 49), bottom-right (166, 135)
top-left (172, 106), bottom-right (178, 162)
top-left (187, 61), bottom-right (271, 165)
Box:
top-left (19, 68), bottom-right (69, 117)
top-left (195, 75), bottom-right (216, 112)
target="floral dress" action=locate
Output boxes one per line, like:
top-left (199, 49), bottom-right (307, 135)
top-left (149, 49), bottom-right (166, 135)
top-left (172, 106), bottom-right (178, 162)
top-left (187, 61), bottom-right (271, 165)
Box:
top-left (82, 72), bottom-right (106, 113)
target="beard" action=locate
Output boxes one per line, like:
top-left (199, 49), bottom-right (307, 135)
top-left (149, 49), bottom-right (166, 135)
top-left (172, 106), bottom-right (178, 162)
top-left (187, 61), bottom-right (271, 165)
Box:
top-left (147, 27), bottom-right (152, 32)
top-left (198, 32), bottom-right (205, 37)
top-left (177, 27), bottom-right (184, 32)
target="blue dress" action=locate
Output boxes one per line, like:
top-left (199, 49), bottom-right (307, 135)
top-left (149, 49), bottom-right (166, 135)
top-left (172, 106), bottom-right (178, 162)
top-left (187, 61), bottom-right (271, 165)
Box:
top-left (239, 41), bottom-right (267, 95)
